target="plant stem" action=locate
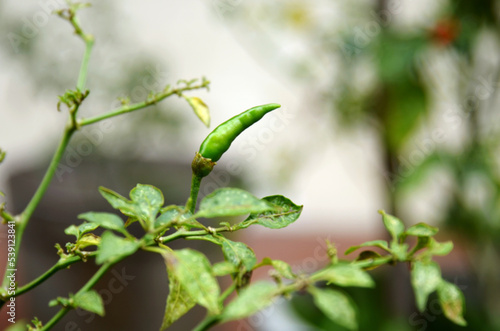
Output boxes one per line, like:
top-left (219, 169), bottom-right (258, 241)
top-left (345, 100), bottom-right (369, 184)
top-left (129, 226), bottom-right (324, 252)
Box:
top-left (16, 254), bottom-right (87, 297)
top-left (78, 82), bottom-right (209, 127)
top-left (75, 33), bottom-right (93, 91)
top-left (0, 210), bottom-right (14, 223)
top-left (186, 174), bottom-right (202, 214)
top-left (40, 261), bottom-right (116, 331)
top-left (0, 127), bottom-right (75, 292)
top-left (76, 36), bottom-right (93, 91)
top-left (192, 315), bottom-right (220, 331)
top-left (41, 307), bottom-right (71, 331)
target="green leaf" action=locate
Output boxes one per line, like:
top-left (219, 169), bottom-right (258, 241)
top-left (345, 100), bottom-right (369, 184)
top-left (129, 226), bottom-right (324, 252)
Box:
top-left (78, 212), bottom-right (125, 233)
top-left (390, 243), bottom-right (409, 261)
top-left (308, 287), bottom-right (358, 330)
top-left (213, 261), bottom-right (238, 276)
top-left (96, 231), bottom-right (140, 264)
top-left (99, 186), bottom-right (133, 214)
top-left (379, 210), bottom-right (405, 241)
top-left (437, 280), bottom-right (467, 326)
top-left (64, 225), bottom-right (80, 239)
top-left (161, 258), bottom-right (196, 330)
top-left (4, 322), bottom-right (27, 331)
top-left (222, 239), bottom-right (257, 271)
top-left (78, 233), bottom-right (100, 249)
top-left (412, 236), bottom-right (431, 253)
top-left (155, 208), bottom-right (200, 229)
top-left (245, 195), bottom-right (303, 229)
top-left (164, 249), bottom-right (220, 315)
top-left (427, 239), bottom-right (454, 256)
top-left (221, 282), bottom-right (278, 322)
top-left (79, 222), bottom-right (99, 235)
top-left (73, 290), bottom-right (105, 317)
top-left (411, 260), bottom-right (441, 312)
top-left (155, 207), bottom-right (182, 228)
top-left (345, 240), bottom-right (389, 255)
top-left (195, 188), bottom-right (278, 218)
top-left (129, 184), bottom-right (164, 224)
top-left (313, 263), bottom-right (374, 288)
top-left (262, 258), bottom-right (296, 279)
top-left (405, 223), bottom-right (439, 237)
top-left (354, 251), bottom-right (383, 270)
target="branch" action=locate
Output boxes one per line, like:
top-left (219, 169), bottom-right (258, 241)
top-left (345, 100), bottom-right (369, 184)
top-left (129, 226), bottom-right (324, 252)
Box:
top-left (40, 260), bottom-right (116, 331)
top-left (78, 79), bottom-right (210, 127)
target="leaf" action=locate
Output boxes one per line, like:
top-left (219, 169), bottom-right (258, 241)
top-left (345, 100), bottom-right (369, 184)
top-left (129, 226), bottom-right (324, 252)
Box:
top-left (78, 233), bottom-right (100, 249)
top-left (64, 225), bottom-right (80, 239)
top-left (196, 188), bottom-right (278, 218)
top-left (221, 282), bottom-right (278, 322)
top-left (79, 222), bottom-right (99, 235)
top-left (99, 186), bottom-right (133, 213)
top-left (155, 208), bottom-right (200, 229)
top-left (411, 260), bottom-right (442, 312)
top-left (405, 223), bottom-right (439, 237)
top-left (213, 261), bottom-right (238, 276)
top-left (262, 258), bottom-right (296, 279)
top-left (183, 95), bottom-right (210, 127)
top-left (73, 290), bottom-right (105, 317)
top-left (379, 210), bottom-right (405, 241)
top-left (222, 239), bottom-right (257, 271)
top-left (355, 250), bottom-right (383, 270)
top-left (129, 184), bottom-right (164, 224)
top-left (345, 240), bottom-right (389, 255)
top-left (161, 259), bottom-right (196, 330)
top-left (308, 287), bottom-right (358, 330)
top-left (390, 242), bottom-right (409, 261)
top-left (78, 212), bottom-right (125, 233)
top-left (427, 239), bottom-right (454, 256)
top-left (245, 195), bottom-right (303, 229)
top-left (164, 249), bottom-right (220, 315)
top-left (313, 263), bottom-right (374, 288)
top-left (96, 231), bottom-right (140, 264)
top-left (155, 208), bottom-right (182, 228)
top-left (437, 280), bottom-right (467, 326)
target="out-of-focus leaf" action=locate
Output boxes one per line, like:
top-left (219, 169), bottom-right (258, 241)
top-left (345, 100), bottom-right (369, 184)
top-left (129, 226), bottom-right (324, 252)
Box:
top-left (164, 249), bottom-right (220, 315)
top-left (437, 279), bottom-right (467, 326)
top-left (411, 260), bottom-right (441, 312)
top-left (313, 263), bottom-right (374, 288)
top-left (221, 282), bottom-right (278, 322)
top-left (309, 286), bottom-right (358, 330)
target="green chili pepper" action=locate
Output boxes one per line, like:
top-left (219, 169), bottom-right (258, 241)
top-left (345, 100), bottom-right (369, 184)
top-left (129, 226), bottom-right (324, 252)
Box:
top-left (198, 103), bottom-right (281, 162)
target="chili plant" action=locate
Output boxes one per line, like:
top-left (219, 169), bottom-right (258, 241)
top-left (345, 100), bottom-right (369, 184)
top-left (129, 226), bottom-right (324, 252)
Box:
top-left (0, 3), bottom-right (466, 331)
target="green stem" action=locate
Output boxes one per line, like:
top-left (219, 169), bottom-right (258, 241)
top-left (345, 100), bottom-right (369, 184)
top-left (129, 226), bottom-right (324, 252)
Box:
top-left (192, 315), bottom-right (220, 331)
top-left (41, 307), bottom-right (71, 331)
top-left (76, 36), bottom-right (94, 91)
top-left (186, 174), bottom-right (202, 214)
top-left (21, 127), bottom-right (75, 223)
top-left (220, 282), bottom-right (237, 304)
top-left (0, 210), bottom-right (14, 223)
top-left (78, 83), bottom-right (209, 127)
top-left (40, 261), bottom-right (116, 331)
top-left (160, 225), bottom-right (226, 243)
top-left (351, 255), bottom-right (393, 269)
top-left (0, 127), bottom-right (75, 291)
top-left (16, 255), bottom-right (86, 297)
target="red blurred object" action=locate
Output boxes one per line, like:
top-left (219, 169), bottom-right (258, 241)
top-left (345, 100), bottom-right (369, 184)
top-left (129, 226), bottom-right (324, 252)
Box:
top-left (431, 18), bottom-right (460, 46)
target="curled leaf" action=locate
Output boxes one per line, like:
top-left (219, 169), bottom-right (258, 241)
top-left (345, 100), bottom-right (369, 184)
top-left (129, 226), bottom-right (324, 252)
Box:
top-left (183, 95), bottom-right (210, 127)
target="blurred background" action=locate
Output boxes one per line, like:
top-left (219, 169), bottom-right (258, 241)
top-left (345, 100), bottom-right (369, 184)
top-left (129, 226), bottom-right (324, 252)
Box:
top-left (1, 0), bottom-right (499, 330)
